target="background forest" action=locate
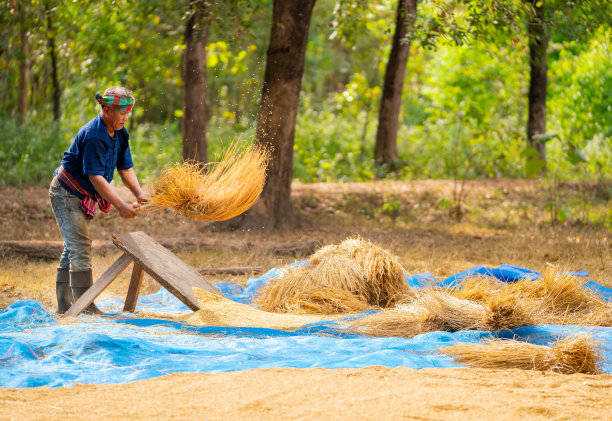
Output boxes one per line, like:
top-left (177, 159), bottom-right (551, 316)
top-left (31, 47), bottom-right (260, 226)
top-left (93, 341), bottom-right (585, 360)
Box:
top-left (1, 1), bottom-right (611, 211)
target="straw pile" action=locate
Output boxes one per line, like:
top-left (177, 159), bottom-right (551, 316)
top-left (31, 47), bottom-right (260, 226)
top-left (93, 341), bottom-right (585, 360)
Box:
top-left (504, 269), bottom-right (611, 326)
top-left (255, 256), bottom-right (372, 314)
top-left (452, 269), bottom-right (612, 327)
top-left (309, 237), bottom-right (416, 306)
top-left (346, 268), bottom-right (611, 338)
top-left (255, 237), bottom-right (415, 314)
top-left (149, 143), bottom-right (269, 221)
top-left (178, 288), bottom-right (342, 330)
top-left (450, 276), bottom-right (537, 331)
top-left (440, 334), bottom-right (602, 374)
top-left (419, 289), bottom-right (488, 333)
top-left (346, 290), bottom-right (488, 338)
top-left (346, 304), bottom-right (426, 338)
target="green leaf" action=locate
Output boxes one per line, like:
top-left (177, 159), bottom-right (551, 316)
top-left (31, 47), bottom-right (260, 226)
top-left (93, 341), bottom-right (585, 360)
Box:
top-left (567, 143), bottom-right (588, 165)
top-left (526, 157), bottom-right (546, 177)
top-left (522, 147), bottom-right (542, 158)
top-left (557, 207), bottom-right (570, 223)
top-left (532, 133), bottom-right (557, 143)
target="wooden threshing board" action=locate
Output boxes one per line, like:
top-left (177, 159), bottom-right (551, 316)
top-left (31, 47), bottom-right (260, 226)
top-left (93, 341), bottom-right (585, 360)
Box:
top-left (65, 231), bottom-right (221, 316)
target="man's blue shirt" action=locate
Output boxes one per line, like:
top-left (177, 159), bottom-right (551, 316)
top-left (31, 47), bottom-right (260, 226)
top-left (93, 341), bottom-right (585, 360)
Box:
top-left (55, 113), bottom-right (133, 198)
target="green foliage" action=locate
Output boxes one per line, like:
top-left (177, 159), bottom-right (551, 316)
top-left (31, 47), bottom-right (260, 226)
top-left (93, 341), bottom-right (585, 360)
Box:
top-left (547, 28), bottom-right (612, 179)
top-left (0, 0), bottom-right (611, 189)
top-left (0, 114), bottom-right (72, 187)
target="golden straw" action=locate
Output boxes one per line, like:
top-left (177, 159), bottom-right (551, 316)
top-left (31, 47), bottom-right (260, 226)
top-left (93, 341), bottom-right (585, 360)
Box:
top-left (440, 334), bottom-right (602, 374)
top-left (149, 142), bottom-right (270, 221)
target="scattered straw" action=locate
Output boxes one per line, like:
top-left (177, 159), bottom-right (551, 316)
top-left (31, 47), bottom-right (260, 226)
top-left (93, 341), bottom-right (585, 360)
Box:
top-left (440, 334), bottom-right (602, 374)
top-left (149, 142), bottom-right (269, 221)
top-left (179, 288), bottom-right (341, 330)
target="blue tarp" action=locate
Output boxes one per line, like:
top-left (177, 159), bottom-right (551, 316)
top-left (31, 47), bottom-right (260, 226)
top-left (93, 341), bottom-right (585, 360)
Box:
top-left (1, 265), bottom-right (611, 388)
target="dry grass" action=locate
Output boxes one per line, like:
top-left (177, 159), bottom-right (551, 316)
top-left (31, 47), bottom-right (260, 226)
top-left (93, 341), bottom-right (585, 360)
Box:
top-left (440, 334), bottom-right (602, 374)
top-left (451, 276), bottom-right (537, 330)
top-left (149, 143), bottom-right (269, 221)
top-left (506, 268), bottom-right (611, 325)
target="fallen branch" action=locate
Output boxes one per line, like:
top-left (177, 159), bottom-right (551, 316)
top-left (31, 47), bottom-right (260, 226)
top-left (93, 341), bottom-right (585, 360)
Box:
top-left (198, 266), bottom-right (263, 275)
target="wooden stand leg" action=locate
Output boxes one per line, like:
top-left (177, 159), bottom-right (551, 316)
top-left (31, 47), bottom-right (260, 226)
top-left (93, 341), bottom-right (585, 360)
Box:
top-left (123, 263), bottom-right (144, 313)
top-left (64, 253), bottom-right (132, 317)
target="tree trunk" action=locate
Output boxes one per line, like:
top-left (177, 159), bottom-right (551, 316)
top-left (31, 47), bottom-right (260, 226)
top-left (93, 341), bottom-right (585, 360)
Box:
top-left (18, 18), bottom-right (29, 118)
top-left (374, 0), bottom-right (417, 169)
top-left (245, 0), bottom-right (316, 230)
top-left (182, 1), bottom-right (209, 164)
top-left (526, 4), bottom-right (548, 170)
top-left (46, 10), bottom-right (60, 121)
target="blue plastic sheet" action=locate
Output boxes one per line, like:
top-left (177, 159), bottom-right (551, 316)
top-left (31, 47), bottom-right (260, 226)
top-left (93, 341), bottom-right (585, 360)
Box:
top-left (0, 265), bottom-right (610, 388)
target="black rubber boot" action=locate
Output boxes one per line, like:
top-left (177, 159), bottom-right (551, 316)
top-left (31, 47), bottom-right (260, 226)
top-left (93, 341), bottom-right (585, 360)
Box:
top-left (70, 269), bottom-right (105, 315)
top-left (55, 267), bottom-right (73, 314)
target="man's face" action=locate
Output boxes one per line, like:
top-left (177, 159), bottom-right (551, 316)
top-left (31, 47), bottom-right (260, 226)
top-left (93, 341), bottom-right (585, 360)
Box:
top-left (104, 107), bottom-right (130, 131)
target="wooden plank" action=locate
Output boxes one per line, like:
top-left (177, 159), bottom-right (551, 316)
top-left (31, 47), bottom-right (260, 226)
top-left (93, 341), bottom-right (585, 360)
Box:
top-left (123, 263), bottom-right (144, 313)
top-left (112, 232), bottom-right (221, 311)
top-left (64, 253), bottom-right (132, 317)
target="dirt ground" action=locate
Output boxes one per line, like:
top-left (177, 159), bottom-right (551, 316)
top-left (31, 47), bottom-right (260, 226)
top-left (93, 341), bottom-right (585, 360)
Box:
top-left (2, 367), bottom-right (611, 421)
top-left (1, 180), bottom-right (611, 420)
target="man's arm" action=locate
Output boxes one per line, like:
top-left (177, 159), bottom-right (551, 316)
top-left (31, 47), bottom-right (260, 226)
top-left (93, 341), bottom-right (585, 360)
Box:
top-left (118, 168), bottom-right (149, 203)
top-left (88, 174), bottom-right (138, 218)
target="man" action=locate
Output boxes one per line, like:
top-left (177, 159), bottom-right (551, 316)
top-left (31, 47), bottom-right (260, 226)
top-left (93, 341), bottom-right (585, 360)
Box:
top-left (49, 86), bottom-right (148, 315)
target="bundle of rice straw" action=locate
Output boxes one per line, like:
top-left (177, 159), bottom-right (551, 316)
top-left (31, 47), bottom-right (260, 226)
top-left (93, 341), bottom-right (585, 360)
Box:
top-left (450, 277), bottom-right (537, 331)
top-left (505, 268), bottom-right (610, 325)
top-left (482, 290), bottom-right (537, 331)
top-left (346, 290), bottom-right (488, 338)
top-left (451, 270), bottom-right (612, 328)
top-left (419, 289), bottom-right (488, 333)
top-left (440, 334), bottom-right (602, 374)
top-left (310, 236), bottom-right (415, 306)
top-left (149, 142), bottom-right (269, 221)
top-left (345, 305), bottom-right (425, 338)
top-left (255, 256), bottom-right (372, 314)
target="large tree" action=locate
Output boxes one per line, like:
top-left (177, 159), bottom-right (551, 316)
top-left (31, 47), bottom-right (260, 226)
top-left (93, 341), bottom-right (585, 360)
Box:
top-left (17, 0), bottom-right (29, 118)
top-left (374, 0), bottom-right (417, 169)
top-left (525, 2), bottom-right (548, 169)
top-left (182, 0), bottom-right (209, 163)
top-left (244, 0), bottom-right (317, 230)
top-left (44, 1), bottom-right (60, 122)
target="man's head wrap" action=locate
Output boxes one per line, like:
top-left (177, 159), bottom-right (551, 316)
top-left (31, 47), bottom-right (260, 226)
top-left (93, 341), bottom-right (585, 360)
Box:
top-left (95, 92), bottom-right (134, 112)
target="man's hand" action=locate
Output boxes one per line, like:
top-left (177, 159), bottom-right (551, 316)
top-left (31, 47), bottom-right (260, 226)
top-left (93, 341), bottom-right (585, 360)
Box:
top-left (136, 193), bottom-right (150, 204)
top-left (118, 202), bottom-right (138, 219)
top-left (89, 174), bottom-right (136, 218)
